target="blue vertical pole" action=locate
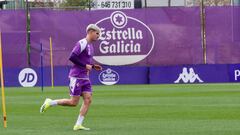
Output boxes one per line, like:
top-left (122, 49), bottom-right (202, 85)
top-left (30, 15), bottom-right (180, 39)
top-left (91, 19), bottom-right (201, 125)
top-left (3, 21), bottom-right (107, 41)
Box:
top-left (40, 43), bottom-right (44, 92)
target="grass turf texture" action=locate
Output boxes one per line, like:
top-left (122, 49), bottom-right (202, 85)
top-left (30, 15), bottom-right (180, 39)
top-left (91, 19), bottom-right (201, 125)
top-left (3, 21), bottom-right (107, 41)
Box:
top-left (1, 84), bottom-right (240, 135)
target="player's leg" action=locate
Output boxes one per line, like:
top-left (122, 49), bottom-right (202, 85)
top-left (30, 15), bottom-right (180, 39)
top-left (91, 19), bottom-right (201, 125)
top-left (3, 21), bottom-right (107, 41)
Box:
top-left (55, 96), bottom-right (80, 106)
top-left (73, 92), bottom-right (92, 131)
top-left (73, 80), bottom-right (92, 131)
top-left (40, 77), bottom-right (82, 113)
top-left (40, 96), bottom-right (80, 113)
top-left (80, 92), bottom-right (92, 116)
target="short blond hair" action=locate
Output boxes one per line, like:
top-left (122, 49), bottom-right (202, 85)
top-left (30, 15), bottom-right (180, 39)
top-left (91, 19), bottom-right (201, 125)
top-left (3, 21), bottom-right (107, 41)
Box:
top-left (86, 24), bottom-right (101, 33)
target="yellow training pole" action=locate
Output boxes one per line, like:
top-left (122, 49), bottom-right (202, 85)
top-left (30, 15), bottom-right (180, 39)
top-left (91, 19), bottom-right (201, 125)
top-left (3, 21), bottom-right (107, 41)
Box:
top-left (49, 36), bottom-right (54, 88)
top-left (0, 32), bottom-right (7, 128)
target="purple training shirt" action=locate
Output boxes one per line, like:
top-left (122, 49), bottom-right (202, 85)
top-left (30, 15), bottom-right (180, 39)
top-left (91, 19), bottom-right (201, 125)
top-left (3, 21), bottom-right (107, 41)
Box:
top-left (69, 38), bottom-right (94, 78)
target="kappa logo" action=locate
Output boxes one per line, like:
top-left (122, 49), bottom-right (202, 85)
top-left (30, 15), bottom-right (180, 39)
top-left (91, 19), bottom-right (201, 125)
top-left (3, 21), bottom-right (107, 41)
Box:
top-left (94, 11), bottom-right (155, 65)
top-left (99, 68), bottom-right (119, 85)
top-left (174, 67), bottom-right (203, 83)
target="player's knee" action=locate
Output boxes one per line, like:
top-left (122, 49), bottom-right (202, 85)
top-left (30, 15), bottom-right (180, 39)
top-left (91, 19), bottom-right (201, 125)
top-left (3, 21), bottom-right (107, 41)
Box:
top-left (84, 97), bottom-right (92, 106)
top-left (70, 100), bottom-right (78, 107)
top-left (72, 102), bottom-right (78, 107)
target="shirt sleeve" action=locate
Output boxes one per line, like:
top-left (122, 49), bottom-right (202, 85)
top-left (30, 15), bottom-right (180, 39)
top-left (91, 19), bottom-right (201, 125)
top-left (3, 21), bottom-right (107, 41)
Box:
top-left (71, 39), bottom-right (88, 55)
top-left (71, 42), bottom-right (81, 56)
top-left (69, 53), bottom-right (86, 67)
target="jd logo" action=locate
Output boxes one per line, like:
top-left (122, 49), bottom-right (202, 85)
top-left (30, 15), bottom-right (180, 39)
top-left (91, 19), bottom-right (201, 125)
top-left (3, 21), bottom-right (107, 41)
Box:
top-left (174, 67), bottom-right (203, 83)
top-left (18, 68), bottom-right (38, 87)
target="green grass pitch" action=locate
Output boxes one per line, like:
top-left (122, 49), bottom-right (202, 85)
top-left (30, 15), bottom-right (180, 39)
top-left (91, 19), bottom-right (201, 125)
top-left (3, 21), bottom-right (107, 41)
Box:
top-left (1, 84), bottom-right (240, 135)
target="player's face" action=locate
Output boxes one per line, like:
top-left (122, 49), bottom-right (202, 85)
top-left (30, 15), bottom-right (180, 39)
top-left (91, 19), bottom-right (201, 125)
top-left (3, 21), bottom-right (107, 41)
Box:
top-left (90, 30), bottom-right (100, 41)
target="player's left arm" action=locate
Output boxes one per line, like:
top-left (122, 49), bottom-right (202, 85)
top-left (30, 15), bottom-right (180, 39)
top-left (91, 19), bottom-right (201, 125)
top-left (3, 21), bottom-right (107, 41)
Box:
top-left (69, 52), bottom-right (86, 68)
top-left (69, 41), bottom-right (87, 67)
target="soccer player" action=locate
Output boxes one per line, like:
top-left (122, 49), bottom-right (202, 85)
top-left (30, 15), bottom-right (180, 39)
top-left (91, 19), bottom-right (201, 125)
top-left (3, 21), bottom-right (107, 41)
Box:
top-left (40, 24), bottom-right (102, 131)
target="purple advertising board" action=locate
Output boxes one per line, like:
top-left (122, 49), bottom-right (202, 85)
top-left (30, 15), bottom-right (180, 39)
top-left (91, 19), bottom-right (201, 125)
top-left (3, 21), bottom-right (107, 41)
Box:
top-left (228, 64), bottom-right (240, 82)
top-left (0, 10), bottom-right (27, 68)
top-left (1, 7), bottom-right (240, 68)
top-left (4, 64), bottom-right (237, 87)
top-left (149, 64), bottom-right (229, 84)
top-left (92, 66), bottom-right (149, 85)
top-left (2, 7), bottom-right (240, 68)
top-left (4, 66), bottom-right (148, 87)
top-left (30, 7), bottom-right (202, 67)
top-left (1, 7), bottom-right (240, 87)
top-left (205, 6), bottom-right (240, 64)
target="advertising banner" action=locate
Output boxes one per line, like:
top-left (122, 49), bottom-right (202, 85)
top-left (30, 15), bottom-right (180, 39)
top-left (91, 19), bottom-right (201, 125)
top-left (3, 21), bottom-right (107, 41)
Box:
top-left (205, 7), bottom-right (240, 64)
top-left (30, 7), bottom-right (202, 66)
top-left (228, 64), bottom-right (240, 82)
top-left (2, 7), bottom-right (240, 68)
top-left (4, 66), bottom-right (148, 86)
top-left (150, 64), bottom-right (229, 84)
top-left (0, 10), bottom-right (27, 67)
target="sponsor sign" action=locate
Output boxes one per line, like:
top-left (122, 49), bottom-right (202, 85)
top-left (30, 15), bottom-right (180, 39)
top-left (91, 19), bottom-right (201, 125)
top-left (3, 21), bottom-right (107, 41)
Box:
top-left (94, 11), bottom-right (155, 65)
top-left (98, 68), bottom-right (120, 85)
top-left (18, 68), bottom-right (38, 87)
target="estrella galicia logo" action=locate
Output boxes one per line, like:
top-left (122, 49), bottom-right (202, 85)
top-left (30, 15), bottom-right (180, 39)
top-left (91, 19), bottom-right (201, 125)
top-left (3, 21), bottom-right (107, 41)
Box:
top-left (94, 11), bottom-right (155, 65)
top-left (99, 68), bottom-right (119, 85)
top-left (18, 68), bottom-right (38, 87)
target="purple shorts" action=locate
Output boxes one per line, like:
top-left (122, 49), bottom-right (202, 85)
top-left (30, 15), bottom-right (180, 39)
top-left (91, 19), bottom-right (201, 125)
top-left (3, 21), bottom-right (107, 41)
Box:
top-left (69, 77), bottom-right (92, 96)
